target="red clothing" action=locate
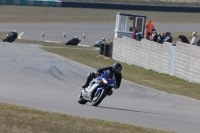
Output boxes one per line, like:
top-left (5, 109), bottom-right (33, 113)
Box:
top-left (146, 22), bottom-right (154, 32)
top-left (146, 22), bottom-right (155, 39)
top-left (132, 32), bottom-right (135, 39)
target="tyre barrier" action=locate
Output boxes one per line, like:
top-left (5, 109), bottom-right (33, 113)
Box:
top-left (99, 43), bottom-right (104, 55)
top-left (1, 0), bottom-right (200, 12)
top-left (103, 44), bottom-right (110, 57)
top-left (0, 0), bottom-right (62, 7)
top-left (61, 1), bottom-right (200, 13)
top-left (108, 43), bottom-right (113, 58)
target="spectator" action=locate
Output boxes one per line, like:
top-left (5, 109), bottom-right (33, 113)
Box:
top-left (129, 27), bottom-right (133, 32)
top-left (157, 33), bottom-right (163, 44)
top-left (132, 27), bottom-right (139, 40)
top-left (197, 39), bottom-right (200, 46)
top-left (163, 32), bottom-right (173, 43)
top-left (135, 33), bottom-right (141, 41)
top-left (190, 32), bottom-right (198, 46)
top-left (178, 35), bottom-right (189, 44)
top-left (145, 21), bottom-right (155, 40)
top-left (150, 30), bottom-right (158, 42)
top-left (132, 27), bottom-right (137, 39)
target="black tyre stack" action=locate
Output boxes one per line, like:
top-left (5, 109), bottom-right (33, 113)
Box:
top-left (108, 42), bottom-right (113, 58)
top-left (103, 44), bottom-right (110, 57)
top-left (99, 43), bottom-right (104, 55)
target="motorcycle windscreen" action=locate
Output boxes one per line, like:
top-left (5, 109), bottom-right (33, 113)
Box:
top-left (95, 70), bottom-right (116, 95)
top-left (100, 70), bottom-right (116, 85)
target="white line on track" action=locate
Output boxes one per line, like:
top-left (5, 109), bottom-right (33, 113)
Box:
top-left (18, 32), bottom-right (24, 39)
top-left (78, 44), bottom-right (90, 47)
top-left (44, 40), bottom-right (60, 44)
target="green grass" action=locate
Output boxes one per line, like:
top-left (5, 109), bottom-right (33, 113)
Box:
top-left (0, 5), bottom-right (200, 24)
top-left (0, 102), bottom-right (175, 133)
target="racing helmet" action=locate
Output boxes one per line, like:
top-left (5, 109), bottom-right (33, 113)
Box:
top-left (14, 30), bottom-right (17, 33)
top-left (113, 62), bottom-right (122, 74)
top-left (75, 36), bottom-right (78, 38)
top-left (102, 38), bottom-right (105, 41)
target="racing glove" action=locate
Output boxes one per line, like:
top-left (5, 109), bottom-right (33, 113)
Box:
top-left (95, 72), bottom-right (100, 77)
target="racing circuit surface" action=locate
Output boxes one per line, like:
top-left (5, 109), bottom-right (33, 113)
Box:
top-left (0, 23), bottom-right (200, 133)
top-left (0, 23), bottom-right (200, 46)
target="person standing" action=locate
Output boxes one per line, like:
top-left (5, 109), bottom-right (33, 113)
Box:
top-left (145, 21), bottom-right (155, 40)
top-left (190, 32), bottom-right (198, 46)
top-left (132, 27), bottom-right (137, 39)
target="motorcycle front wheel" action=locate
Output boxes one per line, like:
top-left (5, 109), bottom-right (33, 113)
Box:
top-left (92, 89), bottom-right (106, 106)
top-left (78, 91), bottom-right (87, 105)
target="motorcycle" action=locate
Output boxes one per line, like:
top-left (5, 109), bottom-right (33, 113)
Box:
top-left (65, 37), bottom-right (81, 45)
top-left (78, 70), bottom-right (116, 106)
top-left (3, 33), bottom-right (16, 43)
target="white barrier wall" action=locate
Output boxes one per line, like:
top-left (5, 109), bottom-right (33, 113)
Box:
top-left (174, 42), bottom-right (200, 83)
top-left (113, 37), bottom-right (173, 74)
top-left (113, 37), bottom-right (200, 84)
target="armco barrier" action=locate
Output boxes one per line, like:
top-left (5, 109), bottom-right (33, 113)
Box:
top-left (20, 0), bottom-right (27, 5)
top-left (0, 0), bottom-right (61, 7)
top-left (61, 1), bottom-right (200, 13)
top-left (1, 0), bottom-right (200, 12)
top-left (6, 0), bottom-right (13, 4)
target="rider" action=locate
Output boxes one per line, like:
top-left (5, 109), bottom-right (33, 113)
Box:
top-left (8, 30), bottom-right (18, 41)
top-left (72, 36), bottom-right (79, 44)
top-left (82, 62), bottom-right (122, 96)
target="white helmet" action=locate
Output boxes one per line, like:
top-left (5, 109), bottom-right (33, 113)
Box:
top-left (75, 36), bottom-right (78, 38)
top-left (102, 38), bottom-right (105, 41)
top-left (14, 30), bottom-right (17, 33)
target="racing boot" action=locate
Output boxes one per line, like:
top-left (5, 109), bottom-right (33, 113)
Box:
top-left (82, 78), bottom-right (90, 89)
top-left (82, 73), bottom-right (94, 89)
top-left (82, 84), bottom-right (88, 89)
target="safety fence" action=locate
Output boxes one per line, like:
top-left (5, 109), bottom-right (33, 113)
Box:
top-left (1, 0), bottom-right (200, 12)
top-left (61, 0), bottom-right (200, 6)
top-left (0, 0), bottom-right (61, 6)
top-left (61, 1), bottom-right (200, 12)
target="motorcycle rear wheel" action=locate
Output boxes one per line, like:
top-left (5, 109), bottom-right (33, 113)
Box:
top-left (78, 91), bottom-right (87, 104)
top-left (92, 89), bottom-right (106, 106)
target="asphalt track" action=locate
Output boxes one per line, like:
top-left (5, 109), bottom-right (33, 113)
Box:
top-left (0, 23), bottom-right (200, 46)
top-left (0, 23), bottom-right (200, 133)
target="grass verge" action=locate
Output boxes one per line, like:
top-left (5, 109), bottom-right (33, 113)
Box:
top-left (0, 102), bottom-right (175, 133)
top-left (0, 5), bottom-right (200, 24)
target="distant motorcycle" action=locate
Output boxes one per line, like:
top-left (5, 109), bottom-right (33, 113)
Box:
top-left (65, 37), bottom-right (81, 45)
top-left (3, 33), bottom-right (16, 43)
top-left (78, 70), bottom-right (116, 106)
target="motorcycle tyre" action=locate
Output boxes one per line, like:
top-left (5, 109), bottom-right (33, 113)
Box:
top-left (92, 89), bottom-right (106, 106)
top-left (78, 91), bottom-right (87, 105)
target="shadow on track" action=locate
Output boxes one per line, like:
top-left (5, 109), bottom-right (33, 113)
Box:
top-left (92, 105), bottom-right (163, 115)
